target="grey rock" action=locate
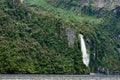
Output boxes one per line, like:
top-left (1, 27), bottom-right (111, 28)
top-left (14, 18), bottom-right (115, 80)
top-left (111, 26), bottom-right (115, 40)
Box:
top-left (66, 28), bottom-right (75, 47)
top-left (46, 0), bottom-right (120, 9)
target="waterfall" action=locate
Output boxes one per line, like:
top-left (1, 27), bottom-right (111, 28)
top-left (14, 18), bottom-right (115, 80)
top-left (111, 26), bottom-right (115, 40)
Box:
top-left (79, 34), bottom-right (89, 67)
top-left (20, 0), bottom-right (24, 3)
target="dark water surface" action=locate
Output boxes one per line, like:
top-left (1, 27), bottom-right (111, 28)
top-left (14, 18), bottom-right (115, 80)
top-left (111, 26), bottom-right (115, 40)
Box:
top-left (0, 74), bottom-right (120, 80)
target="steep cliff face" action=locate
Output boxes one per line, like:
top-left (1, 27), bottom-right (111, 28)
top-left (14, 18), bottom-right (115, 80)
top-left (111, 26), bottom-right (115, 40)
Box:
top-left (90, 0), bottom-right (120, 8)
top-left (46, 0), bottom-right (120, 9)
top-left (45, 0), bottom-right (120, 17)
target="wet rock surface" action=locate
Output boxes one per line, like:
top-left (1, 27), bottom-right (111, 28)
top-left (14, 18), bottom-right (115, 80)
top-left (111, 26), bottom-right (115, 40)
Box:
top-left (66, 28), bottom-right (75, 47)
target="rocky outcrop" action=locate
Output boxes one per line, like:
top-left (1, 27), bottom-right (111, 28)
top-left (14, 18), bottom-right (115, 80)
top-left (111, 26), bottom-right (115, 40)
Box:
top-left (66, 28), bottom-right (75, 47)
top-left (45, 0), bottom-right (120, 9)
top-left (90, 0), bottom-right (120, 9)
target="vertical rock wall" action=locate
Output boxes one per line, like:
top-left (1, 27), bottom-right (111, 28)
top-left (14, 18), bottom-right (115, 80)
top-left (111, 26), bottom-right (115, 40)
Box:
top-left (66, 28), bottom-right (75, 47)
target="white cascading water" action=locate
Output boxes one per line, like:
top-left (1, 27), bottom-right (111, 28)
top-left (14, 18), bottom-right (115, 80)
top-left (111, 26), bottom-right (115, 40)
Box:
top-left (79, 34), bottom-right (89, 67)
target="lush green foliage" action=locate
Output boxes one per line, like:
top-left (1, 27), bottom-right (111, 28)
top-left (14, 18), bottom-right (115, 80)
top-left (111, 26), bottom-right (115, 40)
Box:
top-left (45, 0), bottom-right (120, 73)
top-left (26, 0), bottom-right (102, 25)
top-left (0, 0), bottom-right (90, 74)
top-left (0, 0), bottom-right (120, 74)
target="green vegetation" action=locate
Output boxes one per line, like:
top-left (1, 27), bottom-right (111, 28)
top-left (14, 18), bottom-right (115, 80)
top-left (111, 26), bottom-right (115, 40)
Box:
top-left (0, 0), bottom-right (89, 74)
top-left (26, 0), bottom-right (102, 25)
top-left (0, 0), bottom-right (120, 74)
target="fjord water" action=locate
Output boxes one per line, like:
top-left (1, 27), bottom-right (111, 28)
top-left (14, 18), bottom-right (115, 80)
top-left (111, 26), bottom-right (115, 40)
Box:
top-left (79, 34), bottom-right (89, 67)
top-left (1, 74), bottom-right (120, 80)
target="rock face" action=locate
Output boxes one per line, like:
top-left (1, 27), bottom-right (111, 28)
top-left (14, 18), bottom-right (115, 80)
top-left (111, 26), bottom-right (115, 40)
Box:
top-left (90, 0), bottom-right (120, 9)
top-left (66, 28), bottom-right (75, 47)
top-left (46, 0), bottom-right (120, 9)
